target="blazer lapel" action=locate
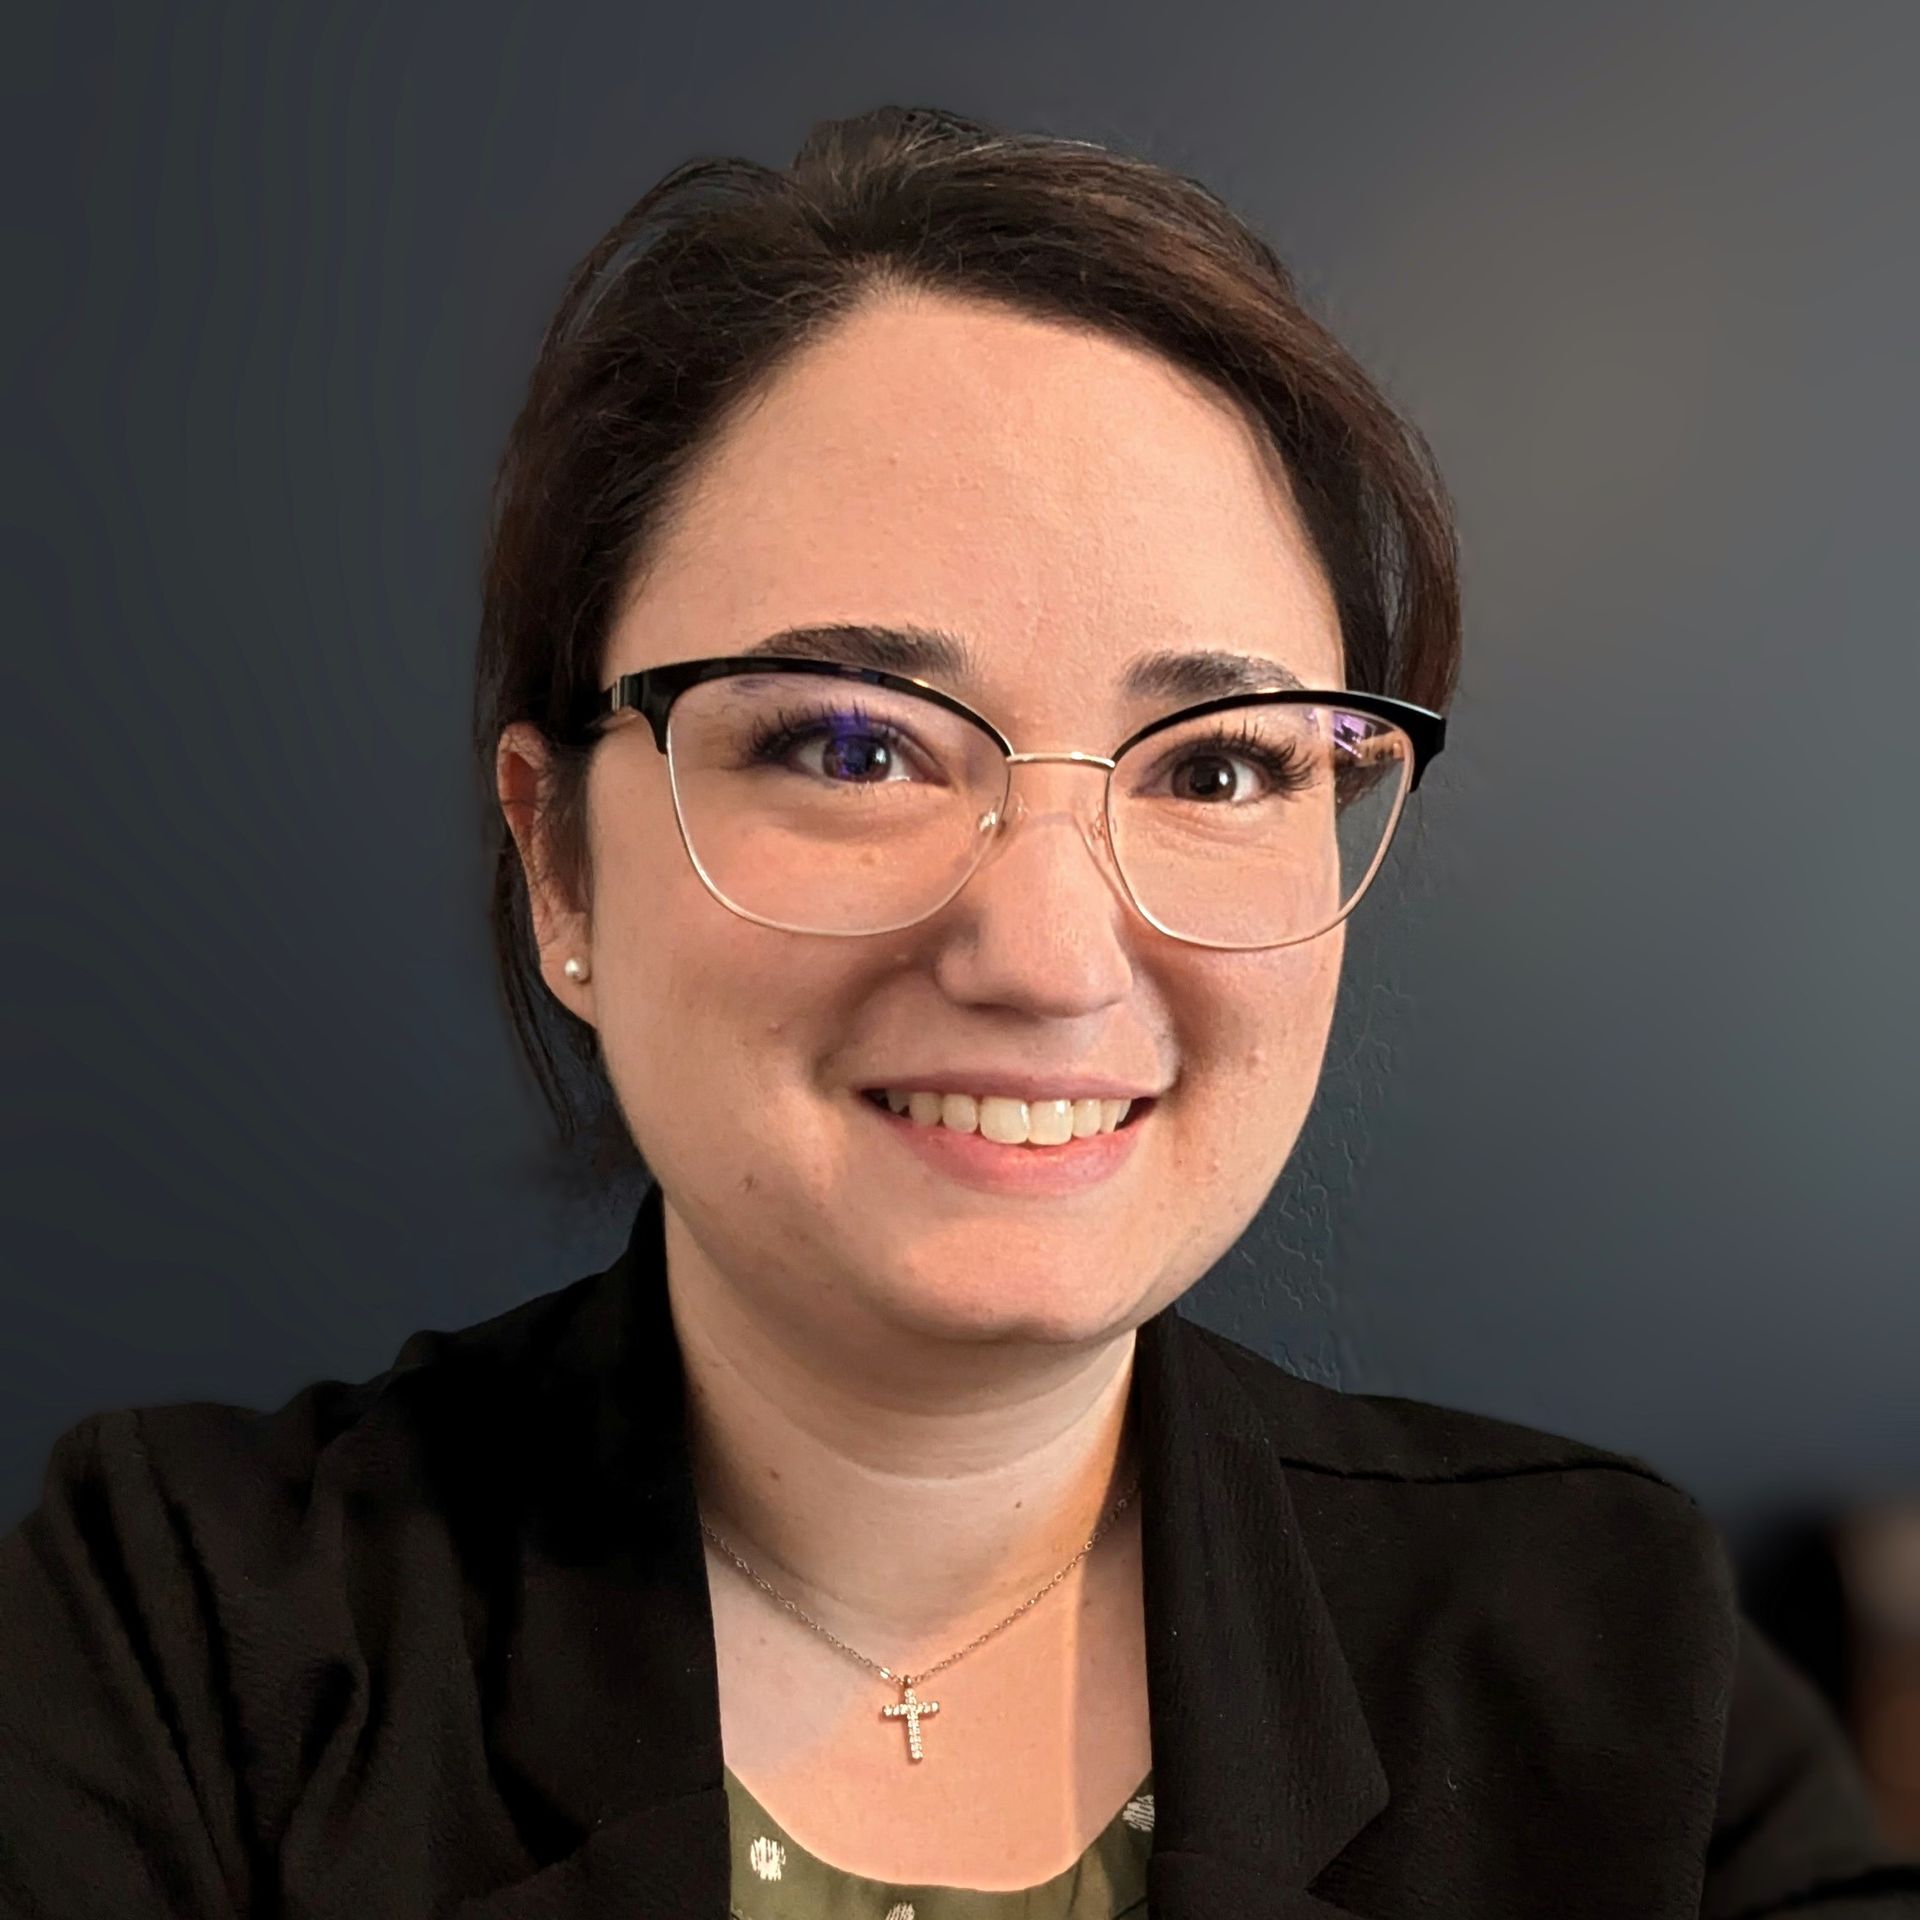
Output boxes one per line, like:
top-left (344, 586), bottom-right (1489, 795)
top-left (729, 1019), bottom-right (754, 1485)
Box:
top-left (454, 1184), bottom-right (1388, 1918)
top-left (450, 1182), bottom-right (726, 1918)
top-left (1133, 1295), bottom-right (1390, 1917)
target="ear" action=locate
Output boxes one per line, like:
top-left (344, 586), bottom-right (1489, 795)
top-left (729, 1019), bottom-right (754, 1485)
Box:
top-left (496, 721), bottom-right (595, 1019)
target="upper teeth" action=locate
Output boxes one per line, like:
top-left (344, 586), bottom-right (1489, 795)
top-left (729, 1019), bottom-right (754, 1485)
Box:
top-left (879, 1089), bottom-right (1134, 1145)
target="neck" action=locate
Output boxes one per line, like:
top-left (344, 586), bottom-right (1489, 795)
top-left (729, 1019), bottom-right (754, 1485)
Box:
top-left (662, 1202), bottom-right (1141, 1665)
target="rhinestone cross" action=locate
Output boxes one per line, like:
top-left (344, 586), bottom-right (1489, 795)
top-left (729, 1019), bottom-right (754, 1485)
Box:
top-left (881, 1682), bottom-right (941, 1762)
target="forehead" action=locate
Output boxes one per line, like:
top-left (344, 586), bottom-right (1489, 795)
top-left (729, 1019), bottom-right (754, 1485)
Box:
top-left (609, 291), bottom-right (1345, 709)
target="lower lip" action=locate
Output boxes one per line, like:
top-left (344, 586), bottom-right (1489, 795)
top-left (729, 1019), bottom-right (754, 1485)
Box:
top-left (855, 1092), bottom-right (1152, 1197)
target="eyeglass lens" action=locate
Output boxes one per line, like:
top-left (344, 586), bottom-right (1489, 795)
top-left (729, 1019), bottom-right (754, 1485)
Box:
top-left (662, 672), bottom-right (1412, 948)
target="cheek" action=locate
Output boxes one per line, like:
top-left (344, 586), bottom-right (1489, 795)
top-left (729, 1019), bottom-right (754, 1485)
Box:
top-left (582, 793), bottom-right (737, 1132)
top-left (591, 847), bottom-right (864, 1158)
top-left (607, 915), bottom-right (791, 1103)
top-left (1186, 928), bottom-right (1344, 1136)
top-left (1128, 932), bottom-right (1344, 1274)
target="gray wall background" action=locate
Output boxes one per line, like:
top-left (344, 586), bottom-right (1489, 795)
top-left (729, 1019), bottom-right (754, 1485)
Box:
top-left (4, 4), bottom-right (1914, 1558)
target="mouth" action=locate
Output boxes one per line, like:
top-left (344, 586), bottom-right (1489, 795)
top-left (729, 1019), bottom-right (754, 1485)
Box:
top-left (854, 1084), bottom-right (1156, 1195)
top-left (860, 1090), bottom-right (1152, 1128)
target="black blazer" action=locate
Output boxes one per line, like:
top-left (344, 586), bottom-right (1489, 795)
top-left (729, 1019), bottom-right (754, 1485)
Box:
top-left (2, 1182), bottom-right (1916, 1919)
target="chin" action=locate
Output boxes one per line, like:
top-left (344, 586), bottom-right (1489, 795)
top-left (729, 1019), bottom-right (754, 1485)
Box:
top-left (850, 1235), bottom-right (1149, 1349)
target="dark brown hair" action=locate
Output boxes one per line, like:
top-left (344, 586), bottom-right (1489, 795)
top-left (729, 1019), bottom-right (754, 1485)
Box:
top-left (472, 103), bottom-right (1463, 1186)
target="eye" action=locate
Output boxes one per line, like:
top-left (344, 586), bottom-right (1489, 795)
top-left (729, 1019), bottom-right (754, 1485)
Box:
top-left (744, 703), bottom-right (920, 783)
top-left (1154, 725), bottom-right (1317, 803)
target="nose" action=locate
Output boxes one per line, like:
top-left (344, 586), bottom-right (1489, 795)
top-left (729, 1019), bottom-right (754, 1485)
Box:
top-left (928, 756), bottom-right (1137, 1015)
top-left (980, 751), bottom-right (1124, 881)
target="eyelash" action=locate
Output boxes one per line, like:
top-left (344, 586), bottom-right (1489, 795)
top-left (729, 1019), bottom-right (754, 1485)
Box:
top-left (1189, 715), bottom-right (1316, 796)
top-left (742, 700), bottom-right (901, 769)
top-left (741, 702), bottom-right (1317, 795)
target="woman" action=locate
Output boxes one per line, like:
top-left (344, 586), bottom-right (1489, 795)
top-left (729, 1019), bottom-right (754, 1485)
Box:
top-left (2, 105), bottom-right (1914, 1920)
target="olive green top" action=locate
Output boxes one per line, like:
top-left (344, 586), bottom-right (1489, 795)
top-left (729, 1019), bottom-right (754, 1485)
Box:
top-left (723, 1765), bottom-right (1156, 1920)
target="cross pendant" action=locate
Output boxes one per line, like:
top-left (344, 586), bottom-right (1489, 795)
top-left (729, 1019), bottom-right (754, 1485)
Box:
top-left (880, 1681), bottom-right (941, 1762)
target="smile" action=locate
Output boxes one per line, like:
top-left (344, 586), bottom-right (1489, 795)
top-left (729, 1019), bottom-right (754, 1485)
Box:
top-left (860, 1088), bottom-right (1145, 1146)
top-left (855, 1087), bottom-right (1155, 1198)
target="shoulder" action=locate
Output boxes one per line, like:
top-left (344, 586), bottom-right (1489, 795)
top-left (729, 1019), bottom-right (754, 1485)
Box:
top-left (1167, 1326), bottom-right (1920, 1904)
top-left (1186, 1312), bottom-right (1684, 1488)
top-left (1180, 1313), bottom-right (1734, 1621)
top-left (1177, 1316), bottom-right (1745, 1808)
top-left (0, 1267), bottom-right (611, 1822)
top-left (0, 1259), bottom-right (630, 1909)
top-left (24, 1262), bottom-right (610, 1582)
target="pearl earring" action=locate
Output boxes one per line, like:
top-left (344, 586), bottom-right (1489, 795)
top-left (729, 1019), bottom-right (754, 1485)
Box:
top-left (563, 956), bottom-right (590, 983)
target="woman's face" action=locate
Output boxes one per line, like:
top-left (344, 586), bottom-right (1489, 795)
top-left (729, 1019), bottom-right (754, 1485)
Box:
top-left (505, 290), bottom-right (1347, 1358)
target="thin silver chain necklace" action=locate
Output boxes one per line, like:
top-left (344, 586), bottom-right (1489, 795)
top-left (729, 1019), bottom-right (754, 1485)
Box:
top-left (698, 1471), bottom-right (1143, 1763)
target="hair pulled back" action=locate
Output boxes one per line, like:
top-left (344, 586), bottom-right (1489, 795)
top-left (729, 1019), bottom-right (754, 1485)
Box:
top-left (473, 104), bottom-right (1462, 1181)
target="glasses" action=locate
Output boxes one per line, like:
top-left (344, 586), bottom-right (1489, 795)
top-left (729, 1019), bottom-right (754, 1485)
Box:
top-left (572, 656), bottom-right (1445, 952)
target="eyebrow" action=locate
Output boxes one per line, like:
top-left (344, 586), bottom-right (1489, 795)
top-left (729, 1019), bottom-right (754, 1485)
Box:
top-left (735, 622), bottom-right (1307, 701)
